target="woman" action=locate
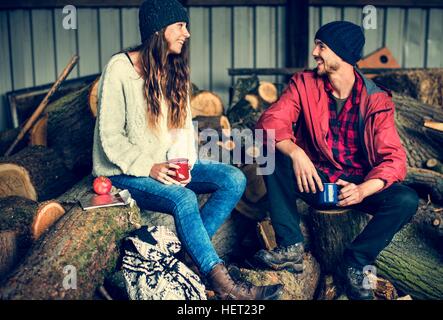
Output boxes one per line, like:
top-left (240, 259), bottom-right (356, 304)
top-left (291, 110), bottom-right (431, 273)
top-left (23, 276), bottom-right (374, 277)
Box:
top-left (92, 0), bottom-right (283, 300)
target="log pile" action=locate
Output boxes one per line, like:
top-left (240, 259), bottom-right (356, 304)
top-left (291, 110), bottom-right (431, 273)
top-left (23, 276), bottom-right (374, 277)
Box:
top-left (0, 176), bottom-right (142, 299)
top-left (373, 68), bottom-right (443, 108)
top-left (1, 68), bottom-right (442, 300)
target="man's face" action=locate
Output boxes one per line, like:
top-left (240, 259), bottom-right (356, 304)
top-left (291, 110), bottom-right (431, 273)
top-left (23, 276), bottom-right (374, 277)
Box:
top-left (312, 39), bottom-right (343, 76)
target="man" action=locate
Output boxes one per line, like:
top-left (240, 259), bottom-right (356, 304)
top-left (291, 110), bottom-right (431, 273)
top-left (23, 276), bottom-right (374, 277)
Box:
top-left (255, 21), bottom-right (419, 300)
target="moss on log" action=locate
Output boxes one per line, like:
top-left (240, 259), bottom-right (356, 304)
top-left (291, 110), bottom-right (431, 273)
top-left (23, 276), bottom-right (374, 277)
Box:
top-left (0, 178), bottom-right (142, 300)
top-left (375, 223), bottom-right (443, 300)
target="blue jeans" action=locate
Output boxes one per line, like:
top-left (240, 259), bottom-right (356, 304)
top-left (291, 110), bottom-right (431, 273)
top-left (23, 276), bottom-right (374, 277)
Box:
top-left (109, 160), bottom-right (247, 275)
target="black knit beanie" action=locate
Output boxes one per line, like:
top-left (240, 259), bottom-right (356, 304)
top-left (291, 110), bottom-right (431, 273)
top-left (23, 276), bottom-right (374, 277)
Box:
top-left (315, 21), bottom-right (365, 66)
top-left (139, 0), bottom-right (189, 43)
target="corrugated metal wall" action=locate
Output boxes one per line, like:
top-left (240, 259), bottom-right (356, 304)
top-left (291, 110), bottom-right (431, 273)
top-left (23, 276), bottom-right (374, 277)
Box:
top-left (0, 5), bottom-right (442, 132)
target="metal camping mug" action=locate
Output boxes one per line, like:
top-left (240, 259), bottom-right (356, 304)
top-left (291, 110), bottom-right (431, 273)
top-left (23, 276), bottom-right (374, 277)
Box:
top-left (318, 183), bottom-right (338, 205)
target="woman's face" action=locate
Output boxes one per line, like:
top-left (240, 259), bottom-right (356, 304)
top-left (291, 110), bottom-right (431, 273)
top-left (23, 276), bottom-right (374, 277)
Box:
top-left (164, 22), bottom-right (190, 55)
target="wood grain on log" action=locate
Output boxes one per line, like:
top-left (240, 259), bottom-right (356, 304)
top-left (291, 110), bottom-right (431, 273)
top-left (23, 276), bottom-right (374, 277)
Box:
top-left (191, 91), bottom-right (224, 118)
top-left (257, 81), bottom-right (278, 104)
top-left (0, 196), bottom-right (65, 281)
top-left (0, 146), bottom-right (77, 201)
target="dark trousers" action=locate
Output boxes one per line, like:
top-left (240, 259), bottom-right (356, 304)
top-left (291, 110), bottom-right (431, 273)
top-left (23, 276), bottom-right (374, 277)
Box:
top-left (264, 151), bottom-right (419, 268)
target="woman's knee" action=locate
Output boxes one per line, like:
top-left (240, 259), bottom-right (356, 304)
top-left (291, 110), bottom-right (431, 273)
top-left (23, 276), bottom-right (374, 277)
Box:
top-left (173, 188), bottom-right (199, 215)
top-left (222, 165), bottom-right (247, 194)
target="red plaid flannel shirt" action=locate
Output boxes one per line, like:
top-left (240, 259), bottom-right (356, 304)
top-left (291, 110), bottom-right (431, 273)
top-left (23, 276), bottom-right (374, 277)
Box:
top-left (316, 71), bottom-right (370, 182)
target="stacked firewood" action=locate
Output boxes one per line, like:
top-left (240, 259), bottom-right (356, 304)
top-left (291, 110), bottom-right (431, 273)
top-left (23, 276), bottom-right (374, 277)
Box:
top-left (0, 68), bottom-right (442, 300)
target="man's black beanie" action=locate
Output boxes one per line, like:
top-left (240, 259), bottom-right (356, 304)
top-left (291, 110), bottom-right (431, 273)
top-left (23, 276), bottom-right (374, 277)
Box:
top-left (139, 0), bottom-right (189, 43)
top-left (315, 21), bottom-right (365, 66)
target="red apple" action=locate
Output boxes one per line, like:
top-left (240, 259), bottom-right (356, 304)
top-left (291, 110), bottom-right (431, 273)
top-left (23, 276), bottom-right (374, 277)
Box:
top-left (93, 176), bottom-right (112, 195)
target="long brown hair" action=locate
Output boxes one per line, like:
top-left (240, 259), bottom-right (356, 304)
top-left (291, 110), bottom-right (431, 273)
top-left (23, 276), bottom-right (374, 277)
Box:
top-left (125, 29), bottom-right (190, 129)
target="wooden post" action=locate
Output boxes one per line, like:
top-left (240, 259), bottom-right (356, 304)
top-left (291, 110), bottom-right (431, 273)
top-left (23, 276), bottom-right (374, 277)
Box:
top-left (286, 0), bottom-right (309, 68)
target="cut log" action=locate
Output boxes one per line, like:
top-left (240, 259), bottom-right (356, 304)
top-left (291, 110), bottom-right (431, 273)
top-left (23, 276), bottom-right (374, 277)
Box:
top-left (0, 176), bottom-right (142, 300)
top-left (193, 115), bottom-right (231, 134)
top-left (393, 93), bottom-right (443, 169)
top-left (45, 84), bottom-right (96, 177)
top-left (375, 223), bottom-right (443, 300)
top-left (426, 158), bottom-right (443, 175)
top-left (29, 114), bottom-right (48, 147)
top-left (0, 196), bottom-right (65, 280)
top-left (411, 199), bottom-right (443, 243)
top-left (0, 146), bottom-right (77, 201)
top-left (190, 91), bottom-right (224, 118)
top-left (405, 167), bottom-right (443, 204)
top-left (424, 120), bottom-right (443, 132)
top-left (88, 77), bottom-right (100, 118)
top-left (257, 81), bottom-right (278, 104)
top-left (257, 218), bottom-right (277, 251)
top-left (373, 68), bottom-right (443, 108)
top-left (244, 94), bottom-right (260, 110)
top-left (307, 207), bottom-right (371, 274)
top-left (423, 122), bottom-right (443, 147)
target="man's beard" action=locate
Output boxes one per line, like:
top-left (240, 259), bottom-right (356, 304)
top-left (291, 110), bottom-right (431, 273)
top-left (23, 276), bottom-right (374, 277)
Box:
top-left (316, 60), bottom-right (340, 75)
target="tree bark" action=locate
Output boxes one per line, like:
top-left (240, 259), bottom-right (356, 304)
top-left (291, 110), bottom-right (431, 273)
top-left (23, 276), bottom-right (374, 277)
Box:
top-left (404, 167), bottom-right (443, 204)
top-left (45, 84), bottom-right (96, 177)
top-left (375, 223), bottom-right (443, 300)
top-left (307, 207), bottom-right (371, 274)
top-left (393, 93), bottom-right (443, 169)
top-left (373, 69), bottom-right (443, 108)
top-left (0, 196), bottom-right (65, 281)
top-left (0, 146), bottom-right (78, 201)
top-left (234, 253), bottom-right (321, 300)
top-left (0, 231), bottom-right (18, 282)
top-left (0, 127), bottom-right (28, 157)
top-left (0, 176), bottom-right (142, 300)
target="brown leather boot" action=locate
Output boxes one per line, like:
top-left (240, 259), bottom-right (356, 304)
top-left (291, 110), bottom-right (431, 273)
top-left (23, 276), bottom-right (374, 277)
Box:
top-left (206, 263), bottom-right (284, 300)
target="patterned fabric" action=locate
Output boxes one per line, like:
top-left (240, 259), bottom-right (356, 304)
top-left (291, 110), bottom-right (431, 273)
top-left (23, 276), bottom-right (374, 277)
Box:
top-left (316, 71), bottom-right (369, 182)
top-left (121, 225), bottom-right (207, 300)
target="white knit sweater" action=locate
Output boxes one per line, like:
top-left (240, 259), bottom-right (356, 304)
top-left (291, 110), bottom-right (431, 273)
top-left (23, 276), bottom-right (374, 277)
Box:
top-left (92, 53), bottom-right (197, 177)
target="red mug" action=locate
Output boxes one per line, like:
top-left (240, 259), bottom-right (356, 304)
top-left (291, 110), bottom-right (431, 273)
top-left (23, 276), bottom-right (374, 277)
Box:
top-left (168, 158), bottom-right (190, 182)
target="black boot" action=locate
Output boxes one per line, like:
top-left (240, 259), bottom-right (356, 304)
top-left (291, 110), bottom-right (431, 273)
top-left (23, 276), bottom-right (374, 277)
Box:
top-left (254, 242), bottom-right (304, 273)
top-left (337, 264), bottom-right (375, 300)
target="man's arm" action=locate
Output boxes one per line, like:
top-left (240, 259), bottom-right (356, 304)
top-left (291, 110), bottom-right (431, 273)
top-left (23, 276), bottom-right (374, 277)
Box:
top-left (337, 178), bottom-right (384, 207)
top-left (276, 139), bottom-right (324, 193)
